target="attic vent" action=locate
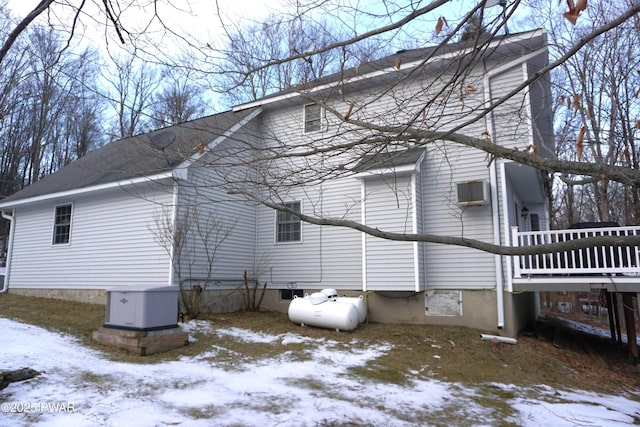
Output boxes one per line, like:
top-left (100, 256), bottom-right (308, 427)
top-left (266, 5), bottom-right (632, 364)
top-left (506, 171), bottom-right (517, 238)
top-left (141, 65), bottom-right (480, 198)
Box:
top-left (150, 131), bottom-right (176, 150)
top-left (456, 180), bottom-right (489, 206)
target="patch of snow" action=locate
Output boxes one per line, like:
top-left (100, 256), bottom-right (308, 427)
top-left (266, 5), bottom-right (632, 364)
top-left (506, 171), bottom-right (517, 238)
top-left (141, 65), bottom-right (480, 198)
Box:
top-left (1, 318), bottom-right (640, 426)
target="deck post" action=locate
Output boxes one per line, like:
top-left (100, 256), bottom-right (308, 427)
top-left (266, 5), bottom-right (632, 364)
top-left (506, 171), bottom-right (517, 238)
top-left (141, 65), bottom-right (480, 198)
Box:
top-left (511, 226), bottom-right (521, 278)
top-left (604, 291), bottom-right (619, 343)
top-left (612, 292), bottom-right (622, 344)
top-left (622, 293), bottom-right (639, 363)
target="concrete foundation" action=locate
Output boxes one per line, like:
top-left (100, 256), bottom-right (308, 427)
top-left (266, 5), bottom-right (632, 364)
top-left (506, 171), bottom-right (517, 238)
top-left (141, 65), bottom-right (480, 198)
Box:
top-left (92, 326), bottom-right (188, 356)
top-left (10, 286), bottom-right (536, 338)
top-left (260, 288), bottom-right (535, 338)
top-left (8, 288), bottom-right (106, 304)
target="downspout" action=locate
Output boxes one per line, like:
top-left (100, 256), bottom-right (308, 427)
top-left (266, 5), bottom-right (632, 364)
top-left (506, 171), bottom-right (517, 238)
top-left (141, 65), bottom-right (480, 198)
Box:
top-left (411, 172), bottom-right (420, 292)
top-left (361, 180), bottom-right (367, 292)
top-left (484, 66), bottom-right (505, 329)
top-left (490, 162), bottom-right (505, 329)
top-left (1, 209), bottom-right (15, 293)
top-left (168, 174), bottom-right (183, 286)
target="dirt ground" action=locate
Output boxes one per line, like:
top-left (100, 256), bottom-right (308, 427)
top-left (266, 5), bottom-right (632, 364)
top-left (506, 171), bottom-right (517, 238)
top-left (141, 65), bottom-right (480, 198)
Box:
top-left (534, 297), bottom-right (640, 394)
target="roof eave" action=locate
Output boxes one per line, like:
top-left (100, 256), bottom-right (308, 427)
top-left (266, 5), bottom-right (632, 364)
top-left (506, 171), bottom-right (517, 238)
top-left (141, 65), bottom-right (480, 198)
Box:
top-left (351, 164), bottom-right (418, 179)
top-left (0, 171), bottom-right (175, 210)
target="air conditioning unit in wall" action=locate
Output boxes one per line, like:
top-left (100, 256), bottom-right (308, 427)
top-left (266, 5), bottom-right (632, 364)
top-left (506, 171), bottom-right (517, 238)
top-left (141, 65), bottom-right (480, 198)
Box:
top-left (456, 180), bottom-right (490, 206)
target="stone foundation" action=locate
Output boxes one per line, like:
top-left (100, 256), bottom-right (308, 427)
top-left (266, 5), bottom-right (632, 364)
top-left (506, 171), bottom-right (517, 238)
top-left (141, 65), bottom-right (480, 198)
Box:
top-left (8, 288), bottom-right (106, 305)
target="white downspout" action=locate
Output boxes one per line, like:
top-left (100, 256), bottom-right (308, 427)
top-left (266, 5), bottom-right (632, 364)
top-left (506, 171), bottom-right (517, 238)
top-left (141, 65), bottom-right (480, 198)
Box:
top-left (361, 180), bottom-right (367, 292)
top-left (1, 209), bottom-right (15, 293)
top-left (167, 176), bottom-right (181, 286)
top-left (485, 69), bottom-right (505, 330)
top-left (490, 162), bottom-right (505, 329)
top-left (411, 173), bottom-right (420, 292)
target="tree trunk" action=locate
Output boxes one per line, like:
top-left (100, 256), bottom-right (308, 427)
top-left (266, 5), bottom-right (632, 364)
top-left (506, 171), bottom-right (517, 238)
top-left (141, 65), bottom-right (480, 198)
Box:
top-left (0, 368), bottom-right (40, 390)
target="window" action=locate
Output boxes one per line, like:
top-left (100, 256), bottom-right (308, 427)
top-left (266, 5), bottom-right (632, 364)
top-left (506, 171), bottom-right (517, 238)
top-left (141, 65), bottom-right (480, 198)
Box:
top-left (530, 213), bottom-right (540, 232)
top-left (276, 201), bottom-right (301, 243)
top-left (280, 289), bottom-right (304, 300)
top-left (53, 204), bottom-right (72, 245)
top-left (304, 104), bottom-right (322, 133)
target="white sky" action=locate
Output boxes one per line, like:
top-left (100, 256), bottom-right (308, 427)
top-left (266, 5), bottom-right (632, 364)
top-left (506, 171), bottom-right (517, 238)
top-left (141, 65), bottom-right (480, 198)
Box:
top-left (7, 0), bottom-right (282, 52)
top-left (6, 1), bottom-right (513, 55)
top-left (2, 316), bottom-right (639, 426)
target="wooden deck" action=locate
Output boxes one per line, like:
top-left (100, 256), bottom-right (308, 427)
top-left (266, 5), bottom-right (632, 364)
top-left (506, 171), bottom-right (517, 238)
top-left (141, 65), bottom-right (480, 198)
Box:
top-left (510, 225), bottom-right (640, 292)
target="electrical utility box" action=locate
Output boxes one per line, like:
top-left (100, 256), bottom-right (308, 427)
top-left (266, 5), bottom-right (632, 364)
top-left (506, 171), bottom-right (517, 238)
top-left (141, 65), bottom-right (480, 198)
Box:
top-left (104, 284), bottom-right (179, 331)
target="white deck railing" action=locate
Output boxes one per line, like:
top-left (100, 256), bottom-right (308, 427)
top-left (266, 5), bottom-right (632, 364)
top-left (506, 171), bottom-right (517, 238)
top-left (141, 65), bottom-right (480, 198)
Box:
top-left (512, 225), bottom-right (640, 278)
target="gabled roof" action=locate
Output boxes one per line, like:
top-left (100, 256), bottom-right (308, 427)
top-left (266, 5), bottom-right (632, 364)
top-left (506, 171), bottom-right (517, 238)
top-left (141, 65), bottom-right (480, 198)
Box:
top-left (0, 108), bottom-right (258, 207)
top-left (234, 29), bottom-right (547, 111)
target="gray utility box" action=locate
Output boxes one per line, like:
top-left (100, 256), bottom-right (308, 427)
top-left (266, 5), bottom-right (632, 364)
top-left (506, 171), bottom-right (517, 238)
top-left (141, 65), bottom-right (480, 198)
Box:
top-left (104, 284), bottom-right (179, 331)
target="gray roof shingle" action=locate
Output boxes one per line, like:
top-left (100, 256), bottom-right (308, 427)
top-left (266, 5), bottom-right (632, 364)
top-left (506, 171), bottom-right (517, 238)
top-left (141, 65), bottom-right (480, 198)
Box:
top-left (0, 109), bottom-right (256, 205)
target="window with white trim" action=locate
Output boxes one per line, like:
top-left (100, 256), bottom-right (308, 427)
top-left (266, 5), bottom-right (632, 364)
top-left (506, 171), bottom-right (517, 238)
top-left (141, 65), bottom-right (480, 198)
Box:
top-left (53, 204), bottom-right (72, 245)
top-left (304, 104), bottom-right (322, 133)
top-left (276, 201), bottom-right (301, 243)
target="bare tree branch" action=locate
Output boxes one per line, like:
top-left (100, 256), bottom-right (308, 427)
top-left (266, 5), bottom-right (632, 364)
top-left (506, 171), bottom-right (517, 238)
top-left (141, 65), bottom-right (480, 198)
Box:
top-left (231, 189), bottom-right (640, 255)
top-left (0, 0), bottom-right (54, 65)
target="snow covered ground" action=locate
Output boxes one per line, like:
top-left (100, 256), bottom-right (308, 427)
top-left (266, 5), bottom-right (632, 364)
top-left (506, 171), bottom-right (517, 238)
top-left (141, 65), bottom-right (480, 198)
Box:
top-left (1, 317), bottom-right (639, 426)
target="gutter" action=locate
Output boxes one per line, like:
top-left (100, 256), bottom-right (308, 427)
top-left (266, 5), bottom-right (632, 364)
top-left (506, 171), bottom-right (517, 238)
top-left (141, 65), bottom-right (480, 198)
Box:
top-left (1, 210), bottom-right (14, 293)
top-left (0, 171), bottom-right (174, 210)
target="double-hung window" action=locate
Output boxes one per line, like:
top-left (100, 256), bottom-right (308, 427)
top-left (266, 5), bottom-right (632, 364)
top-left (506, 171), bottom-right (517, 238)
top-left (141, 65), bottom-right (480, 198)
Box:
top-left (276, 201), bottom-right (301, 243)
top-left (53, 204), bottom-right (72, 245)
top-left (304, 104), bottom-right (323, 133)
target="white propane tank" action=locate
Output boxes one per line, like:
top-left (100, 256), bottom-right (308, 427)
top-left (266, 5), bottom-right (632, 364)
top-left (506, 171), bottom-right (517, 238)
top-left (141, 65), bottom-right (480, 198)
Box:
top-left (308, 292), bottom-right (328, 305)
top-left (288, 295), bottom-right (359, 332)
top-left (320, 288), bottom-right (338, 299)
top-left (335, 296), bottom-right (367, 323)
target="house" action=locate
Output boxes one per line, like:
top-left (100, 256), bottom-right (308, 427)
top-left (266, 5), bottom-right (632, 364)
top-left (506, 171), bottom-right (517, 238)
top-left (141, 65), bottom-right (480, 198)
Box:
top-left (1, 29), bottom-right (563, 337)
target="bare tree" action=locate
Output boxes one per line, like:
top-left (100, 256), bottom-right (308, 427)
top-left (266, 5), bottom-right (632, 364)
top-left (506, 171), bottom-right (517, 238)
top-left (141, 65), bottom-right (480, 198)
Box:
top-left (149, 68), bottom-right (209, 128)
top-left (152, 204), bottom-right (237, 320)
top-left (103, 55), bottom-right (159, 139)
top-left (545, 0), bottom-right (640, 227)
top-left (215, 14), bottom-right (389, 104)
top-left (0, 24), bottom-right (105, 186)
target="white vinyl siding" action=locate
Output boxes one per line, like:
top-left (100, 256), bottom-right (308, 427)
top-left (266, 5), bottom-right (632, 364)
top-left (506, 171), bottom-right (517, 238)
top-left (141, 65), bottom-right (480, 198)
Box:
top-left (176, 143), bottom-right (259, 287)
top-left (489, 64), bottom-right (534, 149)
top-left (255, 178), bottom-right (362, 290)
top-left (9, 184), bottom-right (174, 290)
top-left (421, 142), bottom-right (496, 290)
top-left (363, 175), bottom-right (416, 291)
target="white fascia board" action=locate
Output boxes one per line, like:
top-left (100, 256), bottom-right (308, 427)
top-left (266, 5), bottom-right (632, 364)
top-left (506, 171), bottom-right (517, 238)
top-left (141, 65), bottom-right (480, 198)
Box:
top-left (0, 171), bottom-right (174, 209)
top-left (233, 30), bottom-right (546, 112)
top-left (177, 107), bottom-right (263, 171)
top-left (351, 164), bottom-right (417, 179)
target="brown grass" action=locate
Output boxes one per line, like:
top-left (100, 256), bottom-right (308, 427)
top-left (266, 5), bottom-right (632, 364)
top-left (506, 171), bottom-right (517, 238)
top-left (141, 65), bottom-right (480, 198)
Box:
top-left (1, 292), bottom-right (639, 395)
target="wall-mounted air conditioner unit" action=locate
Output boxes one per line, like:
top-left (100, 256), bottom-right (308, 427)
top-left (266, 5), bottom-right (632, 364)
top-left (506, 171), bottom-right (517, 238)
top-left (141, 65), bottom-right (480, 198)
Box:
top-left (104, 284), bottom-right (179, 331)
top-left (456, 180), bottom-right (490, 206)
